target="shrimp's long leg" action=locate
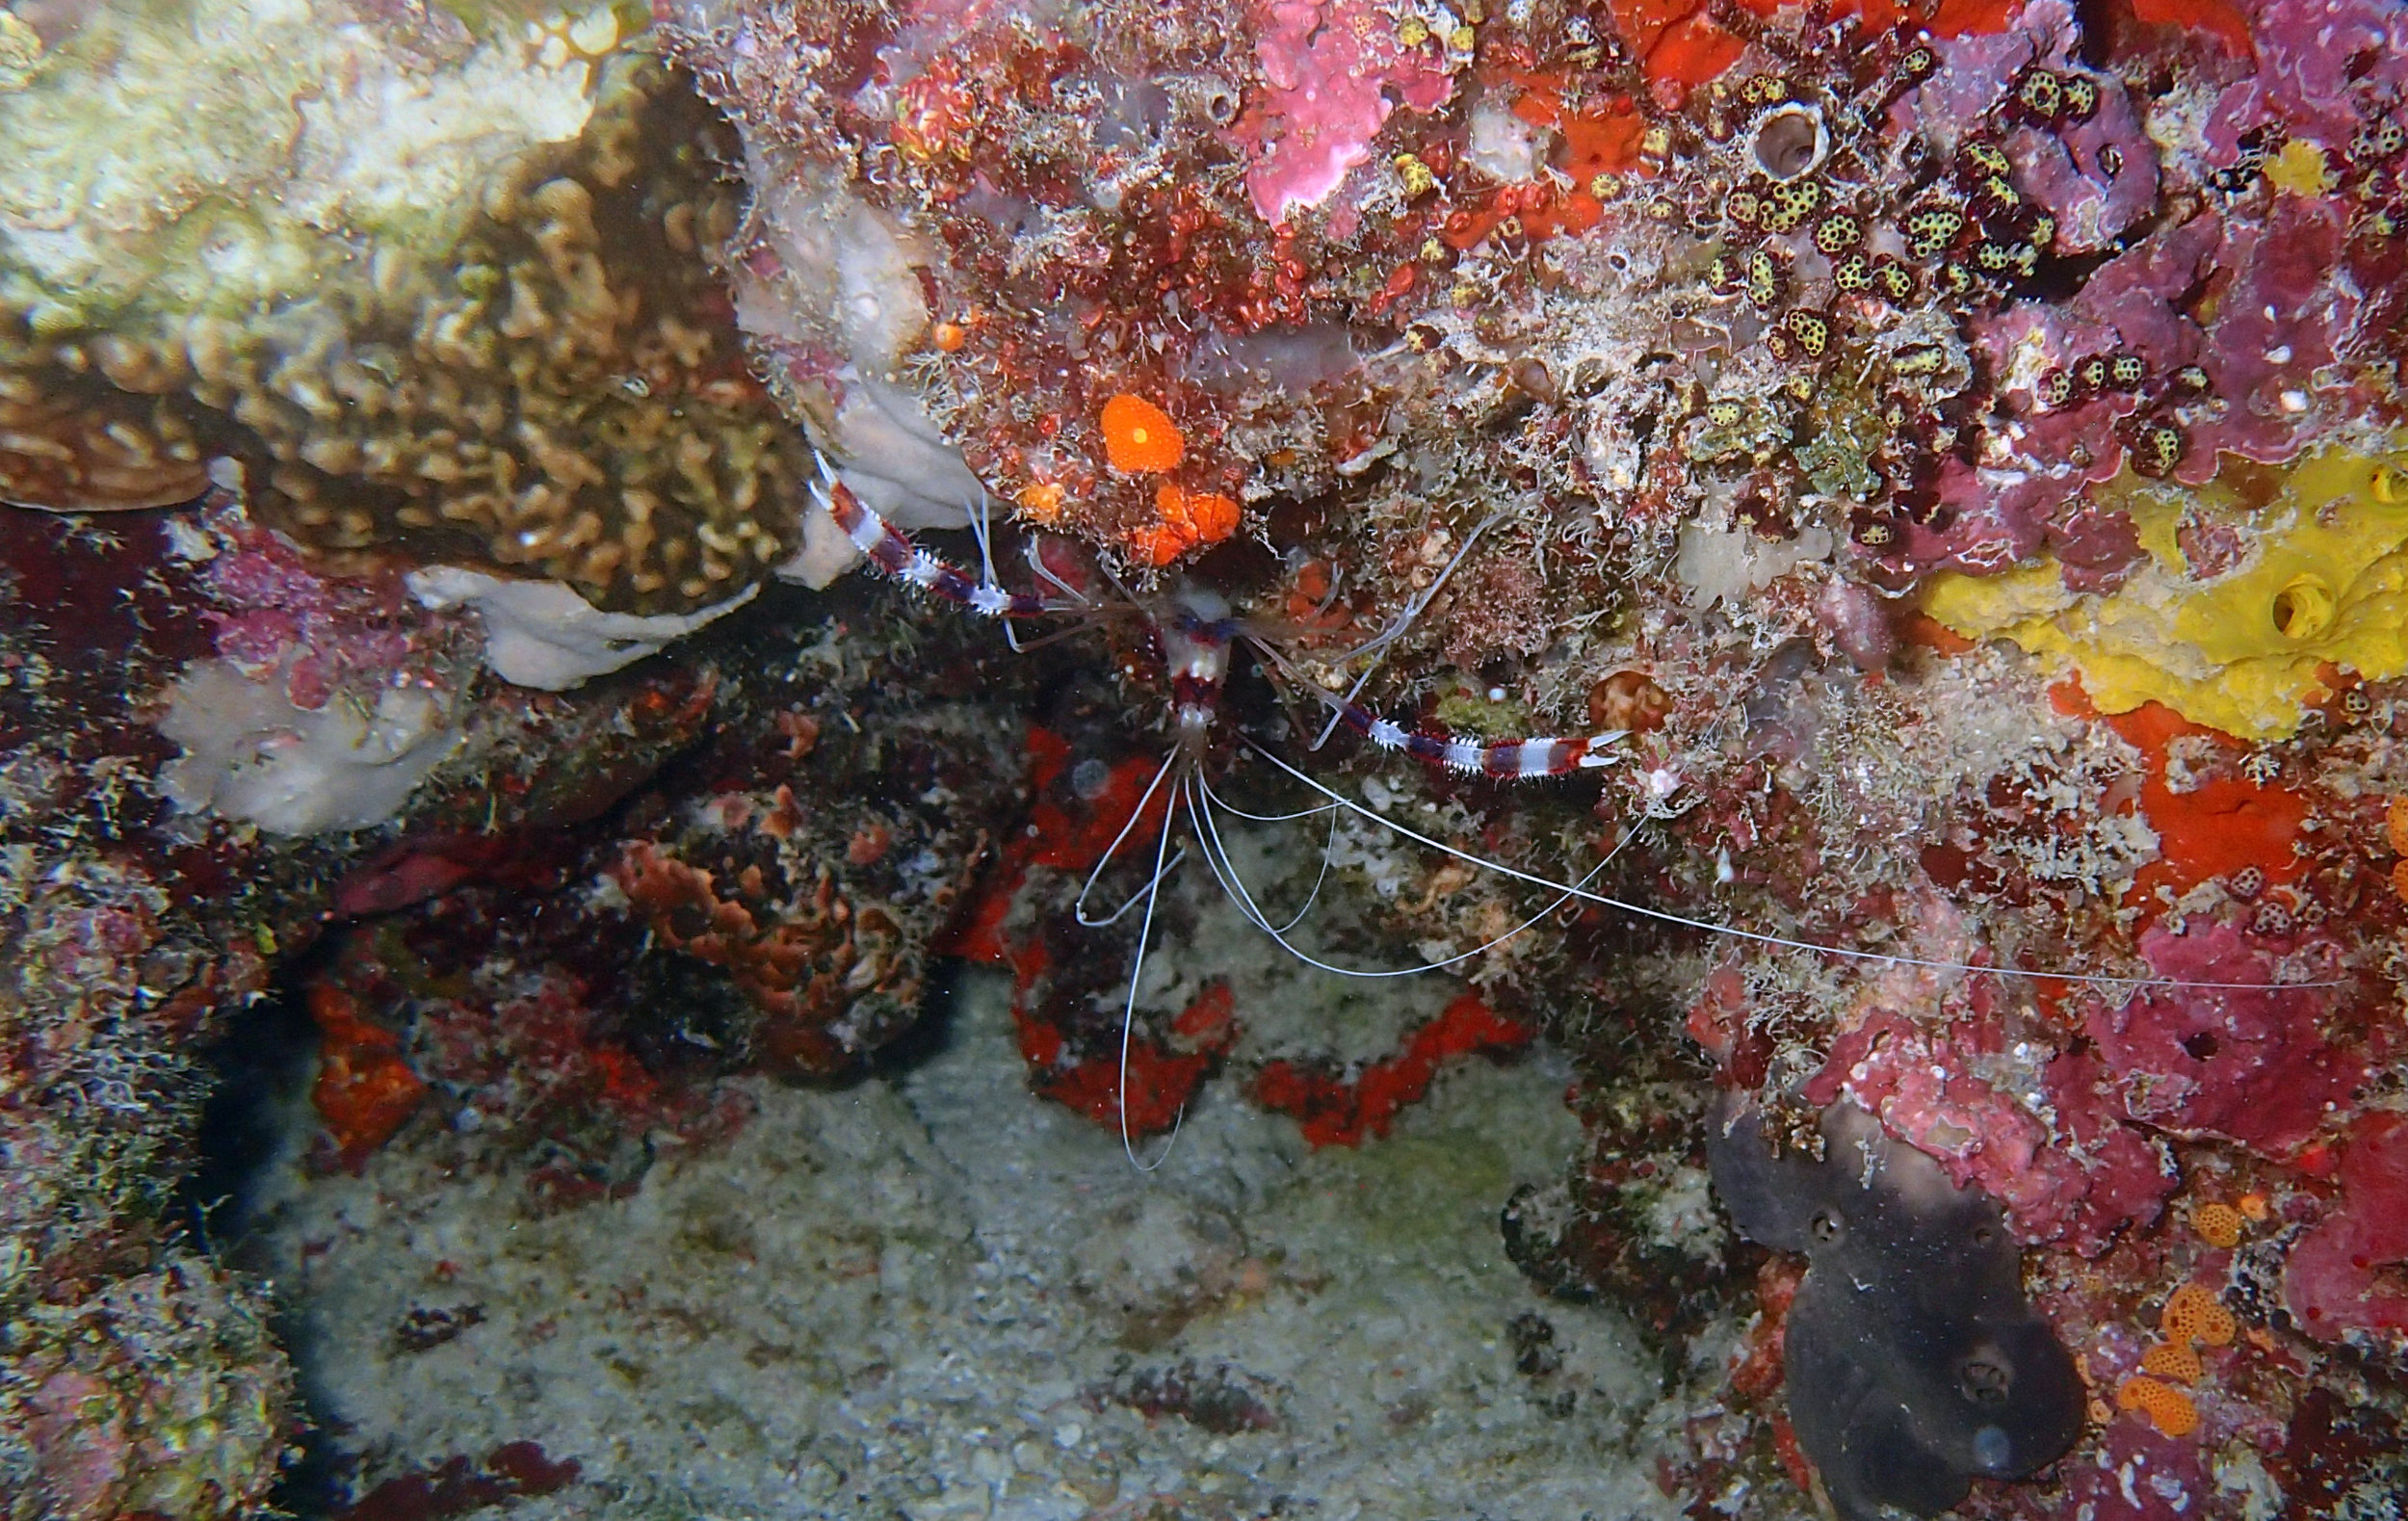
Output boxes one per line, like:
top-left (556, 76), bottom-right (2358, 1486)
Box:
top-left (1187, 771), bottom-right (1610, 980)
top-left (1117, 773), bottom-right (1190, 1173)
top-left (1307, 508), bottom-right (1511, 751)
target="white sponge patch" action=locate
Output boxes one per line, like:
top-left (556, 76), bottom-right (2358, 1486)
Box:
top-left (157, 661), bottom-right (459, 836)
top-left (406, 565), bottom-right (757, 691)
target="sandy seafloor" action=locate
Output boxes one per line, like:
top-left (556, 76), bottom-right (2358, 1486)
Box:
top-left (244, 963), bottom-right (1708, 1520)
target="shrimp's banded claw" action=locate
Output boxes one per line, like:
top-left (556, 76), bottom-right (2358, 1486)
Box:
top-left (1339, 698), bottom-right (1627, 779)
top-left (811, 470), bottom-right (1078, 622)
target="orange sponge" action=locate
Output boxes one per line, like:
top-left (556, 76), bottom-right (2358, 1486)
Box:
top-left (2189, 1202), bottom-right (2245, 1249)
top-left (1133, 483), bottom-right (1241, 565)
top-left (1100, 393), bottom-right (1184, 474)
top-left (2140, 1341), bottom-right (2204, 1383)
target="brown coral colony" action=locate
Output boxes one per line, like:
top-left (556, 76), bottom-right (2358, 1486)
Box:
top-left (3, 57), bottom-right (802, 615)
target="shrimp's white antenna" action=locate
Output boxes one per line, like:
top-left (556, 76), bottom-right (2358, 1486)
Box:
top-left (1189, 770), bottom-right (1619, 979)
top-left (1241, 739), bottom-right (2343, 993)
top-left (1074, 750), bottom-right (1182, 928)
top-left (1309, 508), bottom-right (1512, 751)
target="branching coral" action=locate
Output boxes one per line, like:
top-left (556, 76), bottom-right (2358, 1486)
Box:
top-left (615, 840), bottom-right (924, 1074)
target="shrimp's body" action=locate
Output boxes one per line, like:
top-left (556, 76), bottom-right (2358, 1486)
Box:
top-left (810, 472), bottom-right (2322, 1165)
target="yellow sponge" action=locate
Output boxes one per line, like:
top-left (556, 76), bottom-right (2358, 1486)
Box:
top-left (1926, 443), bottom-right (2408, 740)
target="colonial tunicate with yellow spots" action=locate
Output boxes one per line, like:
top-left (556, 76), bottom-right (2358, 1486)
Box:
top-left (1813, 212), bottom-right (1865, 257)
top-left (1779, 308), bottom-right (1833, 360)
top-left (2130, 422), bottom-right (2186, 479)
top-left (1760, 179), bottom-right (1825, 234)
top-left (1903, 203), bottom-right (1966, 261)
top-left (1743, 249), bottom-right (1785, 310)
top-left (1959, 141), bottom-right (2012, 180)
top-left (2016, 70), bottom-right (2064, 121)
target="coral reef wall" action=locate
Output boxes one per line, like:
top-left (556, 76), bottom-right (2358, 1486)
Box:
top-left (0, 13), bottom-right (1028, 1508)
top-left (5, 0), bottom-right (2408, 1515)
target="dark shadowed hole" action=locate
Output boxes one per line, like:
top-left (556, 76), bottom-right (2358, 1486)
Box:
top-left (172, 962), bottom-right (355, 1516)
top-left (1960, 1356), bottom-right (2011, 1405)
top-left (176, 975), bottom-right (319, 1248)
top-left (2183, 1031), bottom-right (2219, 1061)
top-left (198, 955), bottom-right (980, 1518)
top-left (869, 957), bottom-right (969, 1078)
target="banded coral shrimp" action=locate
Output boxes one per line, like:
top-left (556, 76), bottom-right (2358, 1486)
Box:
top-left (809, 467), bottom-right (2333, 1177)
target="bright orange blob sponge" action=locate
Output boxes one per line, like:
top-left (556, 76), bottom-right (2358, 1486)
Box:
top-left (1100, 393), bottom-right (1184, 474)
top-left (1132, 483), bottom-right (1241, 565)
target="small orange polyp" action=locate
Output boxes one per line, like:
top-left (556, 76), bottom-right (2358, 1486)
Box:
top-left (1101, 393), bottom-right (1185, 474)
top-left (1015, 481), bottom-right (1065, 524)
